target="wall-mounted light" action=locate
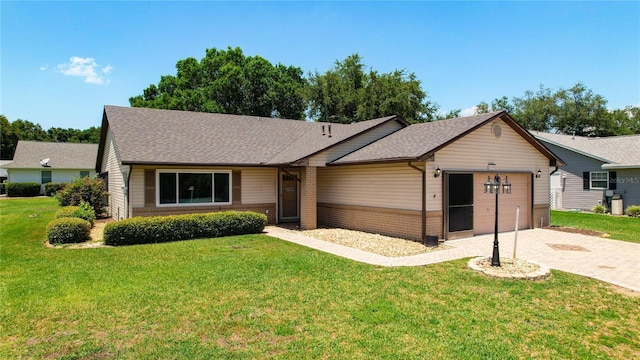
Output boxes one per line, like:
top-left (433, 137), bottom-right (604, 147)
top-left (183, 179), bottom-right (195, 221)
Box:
top-left (434, 167), bottom-right (441, 178)
top-left (535, 169), bottom-right (542, 178)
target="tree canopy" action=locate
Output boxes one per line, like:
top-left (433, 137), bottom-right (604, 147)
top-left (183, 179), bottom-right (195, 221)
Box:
top-left (475, 82), bottom-right (639, 136)
top-left (129, 47), bottom-right (308, 120)
top-left (305, 54), bottom-right (438, 123)
top-left (0, 115), bottom-right (100, 160)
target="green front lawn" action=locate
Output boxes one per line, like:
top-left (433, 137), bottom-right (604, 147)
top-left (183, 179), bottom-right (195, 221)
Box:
top-left (1, 198), bottom-right (639, 359)
top-left (551, 210), bottom-right (640, 243)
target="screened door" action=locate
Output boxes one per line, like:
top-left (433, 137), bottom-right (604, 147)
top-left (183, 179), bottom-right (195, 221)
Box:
top-left (447, 173), bottom-right (474, 233)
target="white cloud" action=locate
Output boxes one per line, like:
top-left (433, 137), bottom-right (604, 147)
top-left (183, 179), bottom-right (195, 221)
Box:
top-left (39, 64), bottom-right (48, 71)
top-left (460, 105), bottom-right (477, 117)
top-left (57, 56), bottom-right (112, 85)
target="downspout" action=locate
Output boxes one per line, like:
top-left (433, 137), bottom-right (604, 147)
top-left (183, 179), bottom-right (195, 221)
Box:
top-left (408, 162), bottom-right (426, 243)
top-left (124, 170), bottom-right (132, 219)
top-left (549, 166), bottom-right (559, 176)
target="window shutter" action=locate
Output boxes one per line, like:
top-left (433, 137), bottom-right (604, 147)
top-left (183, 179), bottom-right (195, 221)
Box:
top-left (583, 172), bottom-right (589, 190)
top-left (232, 170), bottom-right (241, 205)
top-left (609, 171), bottom-right (617, 190)
top-left (144, 170), bottom-right (155, 207)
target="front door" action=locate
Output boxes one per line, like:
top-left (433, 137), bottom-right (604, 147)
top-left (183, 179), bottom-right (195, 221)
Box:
top-left (280, 172), bottom-right (299, 221)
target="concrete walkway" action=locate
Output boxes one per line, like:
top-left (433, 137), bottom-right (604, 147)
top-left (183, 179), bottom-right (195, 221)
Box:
top-left (265, 226), bottom-right (640, 292)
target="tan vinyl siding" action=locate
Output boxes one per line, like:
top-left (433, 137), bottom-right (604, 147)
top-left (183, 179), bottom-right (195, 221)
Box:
top-left (130, 167), bottom-right (145, 208)
top-left (308, 121), bottom-right (403, 167)
top-left (429, 119), bottom-right (549, 211)
top-left (130, 166), bottom-right (276, 208)
top-left (101, 129), bottom-right (126, 220)
top-left (241, 167), bottom-right (277, 204)
top-left (318, 163), bottom-right (422, 211)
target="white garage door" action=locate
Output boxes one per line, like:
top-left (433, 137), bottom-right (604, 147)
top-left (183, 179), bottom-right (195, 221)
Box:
top-left (473, 173), bottom-right (531, 235)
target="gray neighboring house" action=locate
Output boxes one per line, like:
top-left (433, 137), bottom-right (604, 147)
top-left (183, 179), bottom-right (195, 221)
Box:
top-left (2, 141), bottom-right (99, 194)
top-left (534, 132), bottom-right (640, 212)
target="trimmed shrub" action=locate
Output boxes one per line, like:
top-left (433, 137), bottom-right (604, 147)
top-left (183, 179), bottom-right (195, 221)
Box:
top-left (55, 202), bottom-right (96, 226)
top-left (56, 177), bottom-right (107, 215)
top-left (625, 205), bottom-right (640, 218)
top-left (592, 204), bottom-right (606, 214)
top-left (46, 217), bottom-right (91, 244)
top-left (104, 211), bottom-right (267, 246)
top-left (44, 182), bottom-right (68, 196)
top-left (6, 182), bottom-right (41, 197)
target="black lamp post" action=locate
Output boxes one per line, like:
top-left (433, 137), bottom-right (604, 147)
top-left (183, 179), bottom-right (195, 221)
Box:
top-left (484, 174), bottom-right (512, 267)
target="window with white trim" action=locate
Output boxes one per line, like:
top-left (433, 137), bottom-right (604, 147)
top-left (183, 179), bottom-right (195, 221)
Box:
top-left (590, 171), bottom-right (609, 189)
top-left (157, 170), bottom-right (231, 206)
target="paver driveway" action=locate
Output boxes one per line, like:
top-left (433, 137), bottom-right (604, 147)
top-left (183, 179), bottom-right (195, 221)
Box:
top-left (266, 227), bottom-right (640, 292)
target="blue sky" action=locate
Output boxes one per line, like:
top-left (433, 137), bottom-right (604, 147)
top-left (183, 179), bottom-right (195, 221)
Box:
top-left (2, 1), bottom-right (639, 130)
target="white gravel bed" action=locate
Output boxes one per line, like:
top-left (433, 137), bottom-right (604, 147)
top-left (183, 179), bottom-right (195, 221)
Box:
top-left (298, 228), bottom-right (450, 257)
top-left (468, 257), bottom-right (550, 280)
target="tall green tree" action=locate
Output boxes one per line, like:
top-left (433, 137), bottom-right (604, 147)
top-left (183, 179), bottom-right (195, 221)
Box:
top-left (553, 82), bottom-right (610, 136)
top-left (130, 47), bottom-right (307, 119)
top-left (10, 119), bottom-right (49, 141)
top-left (306, 54), bottom-right (438, 123)
top-left (511, 85), bottom-right (557, 132)
top-left (1, 115), bottom-right (18, 159)
top-left (475, 82), bottom-right (639, 136)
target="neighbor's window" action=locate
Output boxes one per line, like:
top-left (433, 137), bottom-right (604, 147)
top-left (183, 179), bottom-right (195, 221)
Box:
top-left (590, 171), bottom-right (609, 189)
top-left (80, 171), bottom-right (90, 178)
top-left (41, 170), bottom-right (52, 184)
top-left (158, 171), bottom-right (231, 205)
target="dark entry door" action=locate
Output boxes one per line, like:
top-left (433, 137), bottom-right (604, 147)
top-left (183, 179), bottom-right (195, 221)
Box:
top-left (448, 173), bottom-right (474, 233)
top-left (280, 173), bottom-right (299, 220)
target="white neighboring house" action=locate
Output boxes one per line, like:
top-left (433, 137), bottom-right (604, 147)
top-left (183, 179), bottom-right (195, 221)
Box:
top-left (1, 141), bottom-right (98, 194)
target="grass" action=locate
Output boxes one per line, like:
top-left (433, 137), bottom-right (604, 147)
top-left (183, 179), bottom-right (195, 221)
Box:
top-left (551, 210), bottom-right (640, 243)
top-left (1, 198), bottom-right (639, 359)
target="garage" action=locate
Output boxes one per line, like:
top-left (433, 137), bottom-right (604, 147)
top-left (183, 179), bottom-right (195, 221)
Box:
top-left (446, 172), bottom-right (532, 238)
top-left (473, 172), bottom-right (531, 235)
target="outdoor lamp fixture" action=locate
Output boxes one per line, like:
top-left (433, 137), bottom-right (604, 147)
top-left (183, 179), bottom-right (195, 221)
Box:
top-left (434, 167), bottom-right (441, 178)
top-left (536, 169), bottom-right (542, 178)
top-left (483, 174), bottom-right (512, 267)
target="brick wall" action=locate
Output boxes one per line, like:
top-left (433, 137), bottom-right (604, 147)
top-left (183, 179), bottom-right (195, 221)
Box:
top-left (132, 203), bottom-right (277, 224)
top-left (300, 166), bottom-right (317, 230)
top-left (318, 202), bottom-right (443, 242)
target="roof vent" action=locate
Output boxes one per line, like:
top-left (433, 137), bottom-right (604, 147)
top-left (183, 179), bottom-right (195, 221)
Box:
top-left (40, 158), bottom-right (51, 167)
top-left (322, 125), bottom-right (326, 136)
top-left (328, 125), bottom-right (332, 138)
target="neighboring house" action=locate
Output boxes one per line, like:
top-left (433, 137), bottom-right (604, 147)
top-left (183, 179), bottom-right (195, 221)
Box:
top-left (534, 132), bottom-right (640, 212)
top-left (97, 106), bottom-right (563, 241)
top-left (2, 141), bottom-right (98, 194)
top-left (0, 160), bottom-right (9, 195)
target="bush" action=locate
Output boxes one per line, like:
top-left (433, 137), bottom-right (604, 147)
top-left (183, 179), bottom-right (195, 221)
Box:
top-left (591, 204), bottom-right (606, 214)
top-left (56, 177), bottom-right (107, 215)
top-left (46, 217), bottom-right (91, 244)
top-left (104, 211), bottom-right (267, 246)
top-left (625, 205), bottom-right (640, 218)
top-left (44, 182), bottom-right (68, 196)
top-left (55, 202), bottom-right (96, 226)
top-left (6, 182), bottom-right (41, 197)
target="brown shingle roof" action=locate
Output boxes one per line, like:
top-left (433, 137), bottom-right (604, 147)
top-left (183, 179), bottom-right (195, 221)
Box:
top-left (99, 106), bottom-right (406, 167)
top-left (332, 111), bottom-right (564, 166)
top-left (2, 141), bottom-right (98, 169)
top-left (332, 112), bottom-right (504, 164)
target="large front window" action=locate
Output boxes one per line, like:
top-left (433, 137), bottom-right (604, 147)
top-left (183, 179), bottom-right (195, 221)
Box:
top-left (590, 171), bottom-right (609, 189)
top-left (158, 171), bottom-right (231, 205)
